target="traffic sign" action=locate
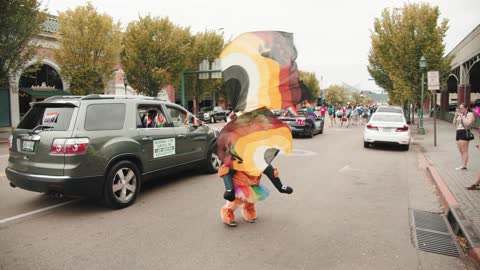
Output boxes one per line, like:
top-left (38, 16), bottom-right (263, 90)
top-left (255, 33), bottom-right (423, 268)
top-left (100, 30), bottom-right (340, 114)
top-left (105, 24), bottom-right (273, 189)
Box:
top-left (427, 71), bottom-right (440, 90)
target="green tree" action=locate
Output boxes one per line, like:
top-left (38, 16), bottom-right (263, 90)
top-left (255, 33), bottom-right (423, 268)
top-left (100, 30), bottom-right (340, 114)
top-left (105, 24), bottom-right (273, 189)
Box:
top-left (325, 84), bottom-right (348, 105)
top-left (186, 30), bottom-right (225, 112)
top-left (0, 0), bottom-right (46, 87)
top-left (299, 71), bottom-right (320, 102)
top-left (55, 3), bottom-right (121, 95)
top-left (122, 16), bottom-right (192, 97)
top-left (368, 3), bottom-right (451, 105)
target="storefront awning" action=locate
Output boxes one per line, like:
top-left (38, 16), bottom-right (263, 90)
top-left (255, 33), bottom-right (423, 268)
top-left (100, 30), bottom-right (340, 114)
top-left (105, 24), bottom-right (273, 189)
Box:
top-left (20, 88), bottom-right (71, 97)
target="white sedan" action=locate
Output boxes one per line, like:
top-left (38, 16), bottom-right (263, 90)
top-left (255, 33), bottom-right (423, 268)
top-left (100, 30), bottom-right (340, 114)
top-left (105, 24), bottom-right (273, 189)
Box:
top-left (363, 112), bottom-right (411, 150)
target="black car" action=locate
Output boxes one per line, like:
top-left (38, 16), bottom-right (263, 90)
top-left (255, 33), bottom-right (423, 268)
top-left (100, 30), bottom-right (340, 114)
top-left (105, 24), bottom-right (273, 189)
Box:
top-left (279, 108), bottom-right (324, 138)
top-left (196, 106), bottom-right (229, 123)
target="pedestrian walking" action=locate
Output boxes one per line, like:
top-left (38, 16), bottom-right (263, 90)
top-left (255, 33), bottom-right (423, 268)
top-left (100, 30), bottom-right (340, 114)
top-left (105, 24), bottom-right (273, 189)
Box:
top-left (357, 105), bottom-right (365, 125)
top-left (453, 103), bottom-right (475, 170)
top-left (327, 104), bottom-right (336, 127)
top-left (319, 104), bottom-right (327, 121)
top-left (345, 103), bottom-right (353, 127)
top-left (336, 105), bottom-right (344, 127)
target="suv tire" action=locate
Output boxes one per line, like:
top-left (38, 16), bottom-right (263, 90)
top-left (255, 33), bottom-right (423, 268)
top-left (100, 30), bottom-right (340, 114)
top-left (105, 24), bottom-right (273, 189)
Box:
top-left (104, 160), bottom-right (141, 209)
top-left (205, 145), bottom-right (221, 174)
top-left (210, 116), bottom-right (216, 123)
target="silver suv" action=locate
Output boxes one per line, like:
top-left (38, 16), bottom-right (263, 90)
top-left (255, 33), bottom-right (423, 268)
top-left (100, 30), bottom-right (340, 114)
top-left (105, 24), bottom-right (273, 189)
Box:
top-left (6, 95), bottom-right (220, 209)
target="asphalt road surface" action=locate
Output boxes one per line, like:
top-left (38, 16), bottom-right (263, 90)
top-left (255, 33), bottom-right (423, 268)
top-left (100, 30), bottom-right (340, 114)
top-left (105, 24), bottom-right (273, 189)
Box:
top-left (0, 122), bottom-right (471, 269)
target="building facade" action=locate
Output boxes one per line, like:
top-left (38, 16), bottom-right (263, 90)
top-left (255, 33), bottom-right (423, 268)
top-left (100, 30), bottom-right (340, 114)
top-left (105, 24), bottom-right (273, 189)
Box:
top-left (1, 16), bottom-right (140, 134)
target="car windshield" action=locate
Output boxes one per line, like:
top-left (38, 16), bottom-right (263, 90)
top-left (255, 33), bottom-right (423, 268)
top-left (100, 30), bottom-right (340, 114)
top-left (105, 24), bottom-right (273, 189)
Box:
top-left (376, 107), bottom-right (403, 114)
top-left (372, 114), bottom-right (404, 122)
top-left (201, 107), bottom-right (213, 112)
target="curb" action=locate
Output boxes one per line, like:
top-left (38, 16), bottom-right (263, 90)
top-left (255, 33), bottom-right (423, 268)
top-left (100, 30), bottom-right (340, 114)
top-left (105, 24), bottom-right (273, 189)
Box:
top-left (418, 147), bottom-right (480, 268)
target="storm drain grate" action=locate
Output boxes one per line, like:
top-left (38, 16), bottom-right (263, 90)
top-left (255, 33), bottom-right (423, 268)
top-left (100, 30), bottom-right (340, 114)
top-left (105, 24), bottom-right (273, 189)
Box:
top-left (411, 210), bottom-right (460, 257)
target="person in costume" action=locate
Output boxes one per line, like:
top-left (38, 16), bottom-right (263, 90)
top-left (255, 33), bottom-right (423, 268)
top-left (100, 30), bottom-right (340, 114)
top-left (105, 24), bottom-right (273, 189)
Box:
top-left (217, 31), bottom-right (310, 226)
top-left (218, 112), bottom-right (293, 226)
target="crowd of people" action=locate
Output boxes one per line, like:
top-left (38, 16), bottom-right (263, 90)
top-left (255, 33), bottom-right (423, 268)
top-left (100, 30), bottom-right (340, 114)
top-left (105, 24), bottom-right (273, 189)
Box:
top-left (323, 103), bottom-right (378, 128)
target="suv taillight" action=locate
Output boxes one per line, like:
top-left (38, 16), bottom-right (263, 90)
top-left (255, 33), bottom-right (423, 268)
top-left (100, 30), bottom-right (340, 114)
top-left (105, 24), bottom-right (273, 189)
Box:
top-left (396, 125), bottom-right (409, 132)
top-left (51, 138), bottom-right (89, 155)
top-left (8, 135), bottom-right (13, 149)
top-left (366, 124), bottom-right (378, 131)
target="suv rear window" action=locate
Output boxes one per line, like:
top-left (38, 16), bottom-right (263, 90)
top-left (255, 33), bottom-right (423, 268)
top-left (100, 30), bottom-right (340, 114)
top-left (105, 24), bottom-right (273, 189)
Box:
top-left (85, 103), bottom-right (126, 131)
top-left (17, 106), bottom-right (74, 131)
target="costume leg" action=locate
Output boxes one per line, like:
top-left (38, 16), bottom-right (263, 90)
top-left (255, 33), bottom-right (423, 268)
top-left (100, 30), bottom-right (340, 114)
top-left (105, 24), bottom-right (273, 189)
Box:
top-left (221, 198), bottom-right (242, 225)
top-left (264, 164), bottom-right (293, 194)
top-left (242, 202), bottom-right (256, 222)
top-left (222, 173), bottom-right (236, 201)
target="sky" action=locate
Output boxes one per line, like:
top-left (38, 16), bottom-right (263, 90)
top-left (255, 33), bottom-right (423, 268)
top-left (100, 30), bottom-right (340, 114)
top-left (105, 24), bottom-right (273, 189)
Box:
top-left (40, 0), bottom-right (480, 93)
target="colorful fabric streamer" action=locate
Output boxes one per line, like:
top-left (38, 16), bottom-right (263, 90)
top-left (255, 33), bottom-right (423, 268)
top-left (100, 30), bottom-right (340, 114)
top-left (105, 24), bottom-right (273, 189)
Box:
top-left (287, 106), bottom-right (299, 117)
top-left (234, 184), bottom-right (270, 203)
top-left (43, 112), bottom-right (59, 123)
top-left (221, 31), bottom-right (311, 112)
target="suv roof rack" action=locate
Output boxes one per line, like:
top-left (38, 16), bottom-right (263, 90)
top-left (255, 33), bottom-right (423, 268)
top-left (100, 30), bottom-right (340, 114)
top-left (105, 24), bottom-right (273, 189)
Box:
top-left (81, 94), bottom-right (168, 102)
top-left (44, 95), bottom-right (84, 101)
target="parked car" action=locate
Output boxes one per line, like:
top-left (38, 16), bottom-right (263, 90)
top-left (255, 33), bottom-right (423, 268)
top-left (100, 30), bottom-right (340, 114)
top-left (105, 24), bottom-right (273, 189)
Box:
top-left (196, 106), bottom-right (228, 123)
top-left (363, 112), bottom-right (410, 150)
top-left (6, 94), bottom-right (220, 209)
top-left (279, 108), bottom-right (324, 138)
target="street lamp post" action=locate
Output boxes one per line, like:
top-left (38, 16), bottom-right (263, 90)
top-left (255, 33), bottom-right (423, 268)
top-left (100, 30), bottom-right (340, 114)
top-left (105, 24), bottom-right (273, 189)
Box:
top-left (418, 56), bottom-right (426, 135)
top-left (123, 74), bottom-right (128, 95)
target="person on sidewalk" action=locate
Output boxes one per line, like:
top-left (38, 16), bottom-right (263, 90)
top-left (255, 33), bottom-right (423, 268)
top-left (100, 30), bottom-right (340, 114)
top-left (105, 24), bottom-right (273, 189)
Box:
top-left (466, 170), bottom-right (480, 190)
top-left (453, 103), bottom-right (475, 170)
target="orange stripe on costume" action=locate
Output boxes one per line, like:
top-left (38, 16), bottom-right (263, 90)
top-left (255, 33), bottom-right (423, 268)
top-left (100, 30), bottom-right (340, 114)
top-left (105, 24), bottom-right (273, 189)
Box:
top-left (218, 165), bottom-right (230, 177)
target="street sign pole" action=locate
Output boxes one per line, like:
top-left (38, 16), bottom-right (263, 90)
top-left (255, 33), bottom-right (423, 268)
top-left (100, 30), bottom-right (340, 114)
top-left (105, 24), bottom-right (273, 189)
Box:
top-left (434, 92), bottom-right (437, 147)
top-left (427, 71), bottom-right (440, 147)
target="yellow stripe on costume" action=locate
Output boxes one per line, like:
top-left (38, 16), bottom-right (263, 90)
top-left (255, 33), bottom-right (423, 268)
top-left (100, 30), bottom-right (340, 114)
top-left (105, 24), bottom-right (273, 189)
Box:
top-left (220, 33), bottom-right (282, 110)
top-left (231, 126), bottom-right (292, 176)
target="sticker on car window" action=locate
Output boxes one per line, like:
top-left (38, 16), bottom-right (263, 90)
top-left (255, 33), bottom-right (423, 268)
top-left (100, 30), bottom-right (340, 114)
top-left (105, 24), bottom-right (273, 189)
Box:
top-left (44, 112), bottom-right (59, 123)
top-left (153, 138), bottom-right (175, 158)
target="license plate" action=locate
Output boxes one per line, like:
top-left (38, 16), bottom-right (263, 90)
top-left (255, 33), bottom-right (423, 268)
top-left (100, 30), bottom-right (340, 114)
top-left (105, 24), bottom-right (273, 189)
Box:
top-left (22, 140), bottom-right (35, 152)
top-left (383, 128), bottom-right (394, 132)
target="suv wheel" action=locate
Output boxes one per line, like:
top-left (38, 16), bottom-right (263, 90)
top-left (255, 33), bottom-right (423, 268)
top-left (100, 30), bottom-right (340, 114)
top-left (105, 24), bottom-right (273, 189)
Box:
top-left (205, 146), bottom-right (221, 174)
top-left (104, 160), bottom-right (140, 209)
top-left (210, 116), bottom-right (216, 123)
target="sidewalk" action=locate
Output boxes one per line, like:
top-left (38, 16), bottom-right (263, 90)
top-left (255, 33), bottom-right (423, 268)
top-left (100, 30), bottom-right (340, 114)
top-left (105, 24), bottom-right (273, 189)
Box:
top-left (413, 115), bottom-right (480, 267)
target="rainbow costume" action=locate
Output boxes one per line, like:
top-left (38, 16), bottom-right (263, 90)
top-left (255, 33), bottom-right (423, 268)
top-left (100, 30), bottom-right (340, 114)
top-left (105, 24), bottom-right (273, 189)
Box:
top-left (217, 31), bottom-right (308, 226)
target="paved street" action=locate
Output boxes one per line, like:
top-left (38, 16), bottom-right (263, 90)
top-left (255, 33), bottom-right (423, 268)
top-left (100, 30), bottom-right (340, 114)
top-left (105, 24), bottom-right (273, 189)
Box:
top-left (0, 121), bottom-right (471, 269)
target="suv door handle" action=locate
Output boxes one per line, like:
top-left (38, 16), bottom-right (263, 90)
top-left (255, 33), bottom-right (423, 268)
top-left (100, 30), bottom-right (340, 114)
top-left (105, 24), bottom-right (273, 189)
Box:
top-left (141, 136), bottom-right (153, 141)
top-left (177, 134), bottom-right (186, 138)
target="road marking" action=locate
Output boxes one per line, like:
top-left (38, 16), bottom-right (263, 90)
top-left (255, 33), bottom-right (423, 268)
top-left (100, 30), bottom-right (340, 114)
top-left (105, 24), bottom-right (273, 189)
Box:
top-left (339, 165), bottom-right (362, 173)
top-left (0, 172), bottom-right (5, 177)
top-left (0, 199), bottom-right (80, 225)
top-left (0, 155), bottom-right (8, 158)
